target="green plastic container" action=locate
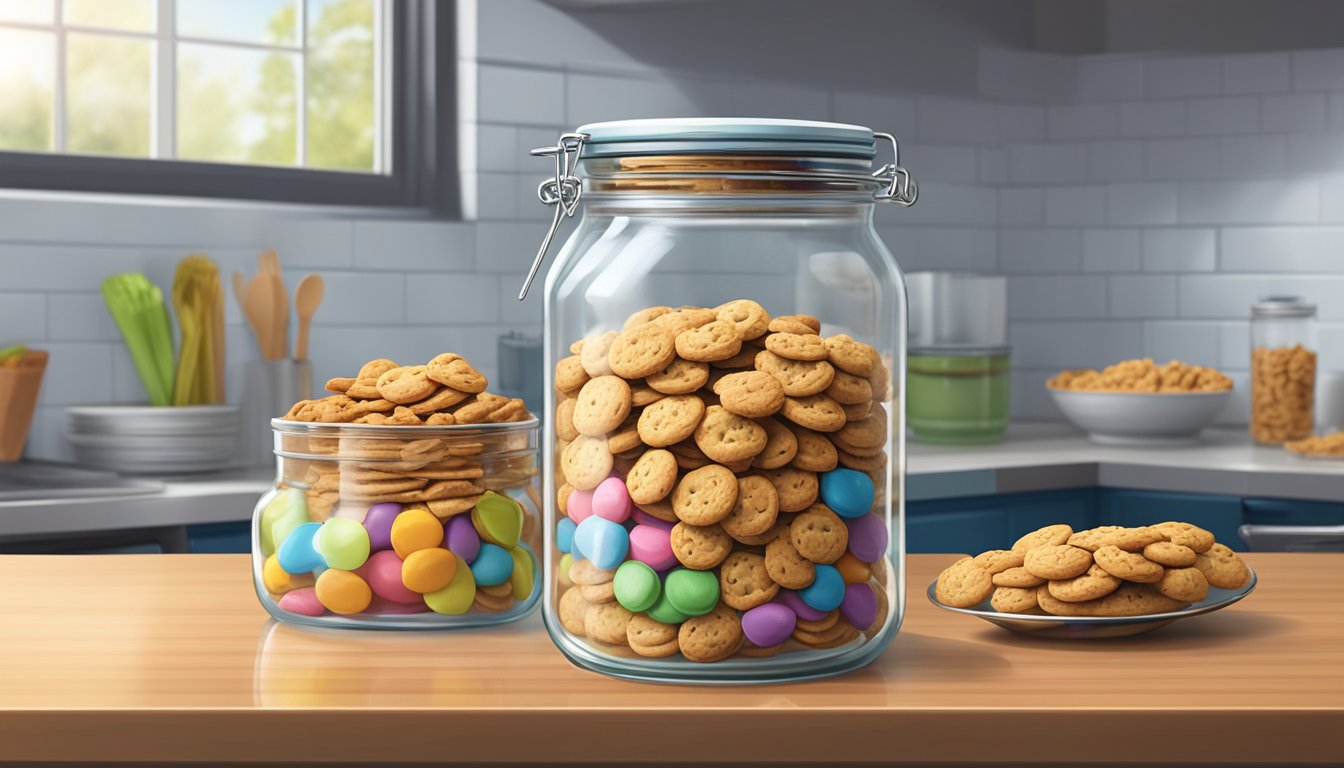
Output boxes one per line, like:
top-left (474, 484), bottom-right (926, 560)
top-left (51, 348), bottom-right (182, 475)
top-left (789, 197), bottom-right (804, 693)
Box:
top-left (907, 346), bottom-right (1011, 445)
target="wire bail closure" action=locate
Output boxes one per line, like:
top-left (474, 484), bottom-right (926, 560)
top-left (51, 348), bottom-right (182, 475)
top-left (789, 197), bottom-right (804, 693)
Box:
top-left (516, 128), bottom-right (918, 300)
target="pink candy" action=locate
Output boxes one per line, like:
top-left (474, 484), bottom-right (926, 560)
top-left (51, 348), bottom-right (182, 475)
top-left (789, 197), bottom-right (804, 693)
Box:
top-left (591, 477), bottom-right (632, 523)
top-left (631, 507), bottom-right (675, 530)
top-left (364, 550), bottom-right (423, 604)
top-left (567, 488), bottom-right (595, 523)
top-left (628, 524), bottom-right (677, 571)
top-left (278, 587), bottom-right (325, 617)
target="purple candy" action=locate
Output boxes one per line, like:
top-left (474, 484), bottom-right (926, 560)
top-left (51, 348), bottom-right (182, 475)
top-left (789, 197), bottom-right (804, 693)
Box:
top-left (363, 502), bottom-right (401, 551)
top-left (773, 589), bottom-right (829, 622)
top-left (445, 514), bottom-right (481, 564)
top-left (840, 582), bottom-right (878, 631)
top-left (631, 507), bottom-right (675, 530)
top-left (846, 513), bottom-right (889, 563)
top-left (741, 603), bottom-right (797, 648)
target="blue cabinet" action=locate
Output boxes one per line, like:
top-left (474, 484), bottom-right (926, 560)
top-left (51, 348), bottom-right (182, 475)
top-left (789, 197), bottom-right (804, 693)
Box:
top-left (187, 521), bottom-right (251, 553)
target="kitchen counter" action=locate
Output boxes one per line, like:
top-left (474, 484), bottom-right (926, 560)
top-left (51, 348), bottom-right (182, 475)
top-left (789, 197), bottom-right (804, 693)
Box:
top-left (0, 553), bottom-right (1338, 766)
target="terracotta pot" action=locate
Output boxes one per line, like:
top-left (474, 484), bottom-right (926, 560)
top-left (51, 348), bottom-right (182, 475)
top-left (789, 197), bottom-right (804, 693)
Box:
top-left (0, 349), bottom-right (48, 461)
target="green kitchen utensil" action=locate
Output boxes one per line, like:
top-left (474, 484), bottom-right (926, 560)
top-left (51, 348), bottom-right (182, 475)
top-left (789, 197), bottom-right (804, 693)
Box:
top-left (102, 273), bottom-right (175, 407)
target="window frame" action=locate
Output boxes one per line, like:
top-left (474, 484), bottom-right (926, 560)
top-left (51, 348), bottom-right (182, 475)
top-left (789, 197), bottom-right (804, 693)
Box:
top-left (0, 0), bottom-right (456, 213)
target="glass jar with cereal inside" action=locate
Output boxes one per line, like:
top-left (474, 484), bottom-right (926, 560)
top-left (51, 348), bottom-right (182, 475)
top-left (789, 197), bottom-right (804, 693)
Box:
top-left (523, 119), bottom-right (917, 682)
top-left (1250, 296), bottom-right (1317, 445)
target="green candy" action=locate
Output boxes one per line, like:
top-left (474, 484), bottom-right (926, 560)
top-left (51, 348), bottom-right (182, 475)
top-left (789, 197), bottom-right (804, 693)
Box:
top-left (471, 491), bottom-right (524, 549)
top-left (663, 568), bottom-right (719, 617)
top-left (558, 553), bottom-right (574, 583)
top-left (509, 545), bottom-right (536, 602)
top-left (258, 488), bottom-right (308, 557)
top-left (613, 561), bottom-right (660, 613)
top-left (317, 517), bottom-right (370, 571)
top-left (645, 591), bottom-right (689, 625)
top-left (424, 553), bottom-right (475, 614)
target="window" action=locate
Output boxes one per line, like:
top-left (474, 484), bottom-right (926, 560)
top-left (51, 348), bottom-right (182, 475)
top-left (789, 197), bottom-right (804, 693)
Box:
top-left (0, 0), bottom-right (455, 210)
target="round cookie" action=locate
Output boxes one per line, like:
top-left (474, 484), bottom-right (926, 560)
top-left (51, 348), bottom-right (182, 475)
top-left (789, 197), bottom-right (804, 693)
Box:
top-left (1152, 521), bottom-right (1216, 554)
top-left (623, 306), bottom-right (673, 331)
top-left (646, 357), bottom-right (710, 395)
top-left (569, 559), bottom-right (616, 586)
top-left (935, 560), bottom-right (994, 608)
top-left (718, 552), bottom-right (780, 611)
top-left (571, 375), bottom-right (632, 437)
top-left (675, 320), bottom-right (743, 363)
top-left (1193, 543), bottom-right (1250, 589)
top-left (693, 405), bottom-right (768, 464)
top-left (713, 371), bottom-right (786, 418)
top-left (1066, 525), bottom-right (1126, 552)
top-left (409, 385), bottom-right (471, 415)
top-left (561, 435), bottom-right (613, 491)
top-left (1099, 526), bottom-right (1169, 553)
top-left (763, 467), bottom-right (819, 512)
top-left (626, 614), bottom-right (680, 658)
top-left (1023, 544), bottom-right (1093, 580)
top-left (790, 427), bottom-right (839, 473)
top-left (580, 331), bottom-right (618, 377)
top-left (789, 504), bottom-right (849, 564)
top-left (630, 382), bottom-right (665, 407)
top-left (990, 586), bottom-right (1039, 614)
top-left (583, 601), bottom-right (635, 645)
top-left (972, 549), bottom-right (1025, 575)
top-left (637, 395), bottom-right (706, 448)
top-left (1012, 524), bottom-right (1074, 554)
top-left (1093, 545), bottom-right (1164, 583)
top-left (754, 350), bottom-right (836, 397)
top-left (714, 299), bottom-right (770, 340)
top-left (765, 535), bottom-right (816, 589)
top-left (609, 324), bottom-right (678, 379)
top-left (579, 581), bottom-right (616, 604)
top-left (720, 475), bottom-right (780, 539)
top-left (991, 565), bottom-right (1045, 588)
top-left (1157, 566), bottom-right (1210, 602)
top-left (751, 417), bottom-right (798, 470)
top-left (558, 587), bottom-right (590, 636)
top-left (678, 603), bottom-right (745, 663)
top-left (425, 352), bottom-right (488, 393)
top-left (555, 355), bottom-right (590, 395)
top-left (768, 315), bottom-right (820, 335)
top-left (836, 415), bottom-right (886, 449)
top-left (669, 522), bottom-right (733, 570)
top-left (625, 449), bottom-right (678, 505)
top-left (780, 395), bottom-right (846, 433)
top-left (1038, 583), bottom-right (1188, 617)
top-left (1047, 563), bottom-right (1121, 602)
top-left (376, 365), bottom-right (437, 404)
top-left (763, 332), bottom-right (828, 361)
top-left (824, 370), bottom-right (873, 405)
top-left (823, 334), bottom-right (878, 377)
top-left (1144, 541), bottom-right (1198, 567)
top-left (671, 464), bottom-right (739, 526)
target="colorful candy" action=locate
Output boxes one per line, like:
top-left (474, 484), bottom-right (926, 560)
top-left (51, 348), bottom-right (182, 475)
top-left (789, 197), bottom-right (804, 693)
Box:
top-left (645, 590), bottom-right (690, 624)
top-left (445, 514), bottom-right (481, 564)
top-left (262, 553), bottom-right (312, 594)
top-left (631, 507), bottom-right (674, 530)
top-left (317, 517), bottom-right (371, 571)
top-left (663, 568), bottom-right (719, 617)
top-left (363, 502), bottom-right (401, 551)
top-left (424, 554), bottom-right (475, 615)
top-left (472, 491), bottom-right (523, 548)
top-left (566, 488), bottom-right (595, 523)
top-left (819, 467), bottom-right (876, 519)
top-left (510, 546), bottom-right (536, 602)
top-left (834, 552), bottom-right (873, 584)
top-left (556, 517), bottom-right (577, 554)
top-left (391, 508), bottom-right (444, 559)
top-left (259, 488), bottom-right (309, 556)
top-left (402, 547), bottom-right (457, 593)
top-left (613, 561), bottom-right (660, 613)
top-left (364, 550), bottom-right (423, 604)
top-left (572, 515), bottom-right (630, 569)
top-left (469, 543), bottom-right (513, 586)
top-left (799, 564), bottom-right (845, 612)
top-left (278, 586), bottom-right (324, 617)
top-left (591, 476), bottom-right (632, 523)
top-left (841, 583), bottom-right (878, 630)
top-left (741, 603), bottom-right (797, 648)
top-left (774, 589), bottom-right (829, 622)
top-left (276, 522), bottom-right (325, 574)
top-left (846, 513), bottom-right (889, 563)
top-left (557, 552), bottom-right (575, 585)
top-left (628, 524), bottom-right (677, 571)
top-left (315, 569), bottom-right (373, 615)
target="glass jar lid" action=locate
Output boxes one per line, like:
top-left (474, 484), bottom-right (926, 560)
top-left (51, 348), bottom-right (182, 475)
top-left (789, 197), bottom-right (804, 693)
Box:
top-left (1252, 295), bottom-right (1317, 319)
top-left (575, 118), bottom-right (879, 159)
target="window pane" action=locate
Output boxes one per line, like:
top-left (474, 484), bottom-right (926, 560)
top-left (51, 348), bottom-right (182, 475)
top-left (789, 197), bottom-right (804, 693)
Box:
top-left (64, 0), bottom-right (154, 32)
top-left (306, 0), bottom-right (375, 172)
top-left (0, 28), bottom-right (55, 152)
top-left (0, 0), bottom-right (54, 24)
top-left (66, 33), bottom-right (152, 157)
top-left (177, 0), bottom-right (296, 46)
top-left (177, 43), bottom-right (297, 166)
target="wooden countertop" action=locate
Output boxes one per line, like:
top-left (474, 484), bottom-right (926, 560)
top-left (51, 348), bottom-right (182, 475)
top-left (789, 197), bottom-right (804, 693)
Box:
top-left (0, 554), bottom-right (1339, 766)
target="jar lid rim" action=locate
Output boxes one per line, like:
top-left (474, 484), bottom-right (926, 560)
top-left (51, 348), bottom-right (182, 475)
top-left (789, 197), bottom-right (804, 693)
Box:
top-left (1252, 294), bottom-right (1317, 317)
top-left (574, 117), bottom-right (877, 158)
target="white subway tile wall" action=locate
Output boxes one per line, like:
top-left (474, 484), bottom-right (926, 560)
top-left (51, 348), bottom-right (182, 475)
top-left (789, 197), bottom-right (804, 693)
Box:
top-left (5, 1), bottom-right (1344, 459)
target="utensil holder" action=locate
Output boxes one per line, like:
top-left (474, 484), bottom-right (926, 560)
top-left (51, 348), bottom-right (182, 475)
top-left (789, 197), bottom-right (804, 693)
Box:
top-left (240, 360), bottom-right (311, 467)
top-left (0, 350), bottom-right (48, 462)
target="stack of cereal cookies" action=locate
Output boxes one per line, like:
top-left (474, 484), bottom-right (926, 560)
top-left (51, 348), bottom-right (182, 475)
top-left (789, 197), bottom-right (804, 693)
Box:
top-left (936, 522), bottom-right (1251, 617)
top-left (552, 300), bottom-right (896, 662)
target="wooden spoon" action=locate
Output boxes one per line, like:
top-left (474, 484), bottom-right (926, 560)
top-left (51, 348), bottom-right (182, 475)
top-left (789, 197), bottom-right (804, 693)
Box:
top-left (259, 249), bottom-right (280, 276)
top-left (232, 271), bottom-right (247, 314)
top-left (293, 274), bottom-right (324, 362)
top-left (245, 271), bottom-right (278, 360)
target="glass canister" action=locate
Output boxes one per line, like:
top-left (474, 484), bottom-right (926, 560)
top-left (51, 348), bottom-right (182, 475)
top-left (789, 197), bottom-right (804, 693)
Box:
top-left (252, 418), bottom-right (542, 628)
top-left (523, 118), bottom-right (917, 682)
top-left (1250, 296), bottom-right (1317, 444)
top-left (907, 345), bottom-right (1011, 444)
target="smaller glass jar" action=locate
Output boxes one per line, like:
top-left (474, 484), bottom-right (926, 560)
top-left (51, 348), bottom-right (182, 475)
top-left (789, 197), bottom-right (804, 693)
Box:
top-left (253, 418), bottom-right (541, 628)
top-left (907, 345), bottom-right (1011, 444)
top-left (1250, 296), bottom-right (1317, 444)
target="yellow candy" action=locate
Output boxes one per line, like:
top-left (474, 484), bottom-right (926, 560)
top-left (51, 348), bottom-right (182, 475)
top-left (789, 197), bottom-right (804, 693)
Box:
top-left (558, 553), bottom-right (574, 587)
top-left (391, 508), bottom-right (444, 559)
top-left (423, 553), bottom-right (474, 615)
top-left (314, 569), bottom-right (372, 615)
top-left (262, 554), bottom-right (312, 595)
top-left (401, 548), bottom-right (457, 594)
top-left (509, 546), bottom-right (535, 602)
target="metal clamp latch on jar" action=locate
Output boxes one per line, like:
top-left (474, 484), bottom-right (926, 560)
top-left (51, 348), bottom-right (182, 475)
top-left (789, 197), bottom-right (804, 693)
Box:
top-left (517, 129), bottom-right (918, 300)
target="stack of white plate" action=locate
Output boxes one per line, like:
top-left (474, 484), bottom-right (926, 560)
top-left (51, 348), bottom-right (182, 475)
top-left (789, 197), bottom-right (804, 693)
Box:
top-left (66, 405), bottom-right (241, 474)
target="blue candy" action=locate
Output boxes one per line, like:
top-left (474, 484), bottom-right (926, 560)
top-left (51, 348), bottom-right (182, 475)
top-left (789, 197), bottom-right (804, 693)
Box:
top-left (469, 543), bottom-right (515, 586)
top-left (276, 522), bottom-right (326, 575)
top-left (572, 515), bottom-right (630, 570)
top-left (820, 468), bottom-right (876, 519)
top-left (799, 564), bottom-right (845, 612)
top-left (556, 517), bottom-right (577, 554)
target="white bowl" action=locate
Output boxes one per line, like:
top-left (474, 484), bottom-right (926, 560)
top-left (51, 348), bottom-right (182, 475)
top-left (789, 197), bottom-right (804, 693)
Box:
top-left (1047, 388), bottom-right (1231, 445)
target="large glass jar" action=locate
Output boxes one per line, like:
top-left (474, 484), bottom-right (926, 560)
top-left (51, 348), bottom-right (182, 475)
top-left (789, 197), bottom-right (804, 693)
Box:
top-left (1250, 296), bottom-right (1317, 444)
top-left (252, 418), bottom-right (542, 628)
top-left (525, 119), bottom-right (917, 682)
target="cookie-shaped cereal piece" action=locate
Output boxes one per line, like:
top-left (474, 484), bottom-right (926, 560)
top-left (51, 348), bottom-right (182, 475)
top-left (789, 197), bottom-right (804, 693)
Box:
top-left (345, 358), bottom-right (399, 399)
top-left (376, 365), bottom-right (437, 404)
top-left (718, 551), bottom-right (780, 611)
top-left (720, 475), bottom-right (779, 539)
top-left (1040, 583), bottom-right (1189, 617)
top-left (625, 449), bottom-right (678, 505)
top-left (629, 382), bottom-right (664, 407)
top-left (793, 617), bottom-right (860, 649)
top-left (569, 375), bottom-right (633, 437)
top-left (693, 405), bottom-right (768, 464)
top-left (569, 558), bottom-right (616, 586)
top-left (972, 549), bottom-right (1025, 575)
top-left (678, 603), bottom-right (745, 663)
top-left (409, 386), bottom-right (471, 415)
top-left (824, 370), bottom-right (873, 405)
top-left (763, 332), bottom-right (828, 362)
top-left (670, 522), bottom-right (733, 570)
top-left (675, 320), bottom-right (743, 363)
top-left (764, 535), bottom-right (815, 589)
top-left (1066, 525), bottom-right (1126, 552)
top-left (836, 415), bottom-right (886, 449)
top-left (936, 560), bottom-right (994, 608)
top-left (751, 417), bottom-right (798, 470)
top-left (609, 324), bottom-right (678, 379)
top-left (1093, 545), bottom-right (1164, 583)
top-left (841, 401), bottom-right (872, 421)
top-left (1193, 543), bottom-right (1250, 589)
top-left (755, 350), bottom-right (836, 397)
top-left (824, 334), bottom-right (878, 377)
top-left (325, 377), bottom-right (354, 394)
top-left (561, 435), bottom-right (613, 491)
top-left (646, 357), bottom-right (709, 395)
top-left (671, 464), bottom-right (739, 526)
top-left (1011, 524), bottom-right (1074, 554)
top-left (623, 306), bottom-right (673, 331)
top-left (579, 581), bottom-right (616, 604)
top-left (837, 448), bottom-right (886, 473)
top-left (1158, 566), bottom-right (1210, 602)
top-left (763, 467), bottom-right (819, 513)
top-left (712, 371), bottom-right (785, 418)
top-left (780, 395), bottom-right (846, 433)
top-left (425, 353), bottom-right (488, 393)
top-left (1100, 526), bottom-right (1168, 552)
top-left (1151, 521), bottom-right (1215, 554)
top-left (789, 504), bottom-right (848, 564)
top-left (991, 566), bottom-right (1046, 588)
top-left (991, 586), bottom-right (1039, 614)
top-left (626, 613), bottom-right (680, 658)
top-left (714, 299), bottom-right (770, 341)
top-left (1144, 541), bottom-right (1197, 567)
top-left (651, 307), bottom-right (717, 336)
top-left (769, 315), bottom-right (820, 335)
top-left (555, 355), bottom-right (590, 395)
top-left (584, 601), bottom-right (635, 645)
top-left (1023, 544), bottom-right (1093, 580)
top-left (789, 427), bottom-right (839, 473)
top-left (637, 395), bottom-right (706, 448)
top-left (1047, 563), bottom-right (1121, 602)
top-left (559, 587), bottom-right (591, 636)
top-left (579, 331), bottom-right (618, 377)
